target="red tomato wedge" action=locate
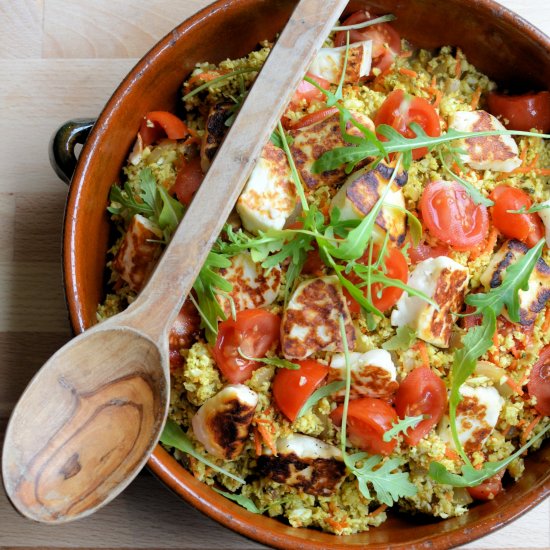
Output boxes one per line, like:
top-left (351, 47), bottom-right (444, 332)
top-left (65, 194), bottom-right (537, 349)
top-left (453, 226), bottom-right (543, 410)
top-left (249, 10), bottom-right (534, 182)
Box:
top-left (527, 344), bottom-right (550, 416)
top-left (334, 11), bottom-right (401, 72)
top-left (489, 185), bottom-right (544, 248)
top-left (331, 397), bottom-right (398, 455)
top-left (290, 107), bottom-right (339, 130)
top-left (420, 180), bottom-right (489, 251)
top-left (344, 245), bottom-right (409, 314)
top-left (394, 367), bottom-right (447, 446)
top-left (272, 359), bottom-right (328, 422)
top-left (290, 72), bottom-right (331, 107)
top-left (487, 91), bottom-right (550, 133)
top-left (212, 309), bottom-right (280, 384)
top-left (374, 89), bottom-right (441, 160)
top-left (172, 155), bottom-right (204, 205)
top-left (139, 111), bottom-right (191, 146)
top-left (467, 471), bottom-right (504, 501)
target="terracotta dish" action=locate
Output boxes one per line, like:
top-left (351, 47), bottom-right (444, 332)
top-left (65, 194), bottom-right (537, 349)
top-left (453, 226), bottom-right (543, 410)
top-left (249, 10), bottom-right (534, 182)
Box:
top-left (57, 0), bottom-right (549, 548)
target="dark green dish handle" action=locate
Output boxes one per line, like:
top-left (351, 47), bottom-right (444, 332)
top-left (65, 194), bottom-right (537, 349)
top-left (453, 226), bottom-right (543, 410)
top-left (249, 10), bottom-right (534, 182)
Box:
top-left (49, 118), bottom-right (96, 185)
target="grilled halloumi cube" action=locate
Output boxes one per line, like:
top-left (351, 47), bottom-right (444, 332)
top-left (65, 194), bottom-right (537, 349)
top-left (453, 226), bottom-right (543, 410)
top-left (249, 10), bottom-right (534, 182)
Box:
top-left (309, 40), bottom-right (372, 84)
top-left (329, 349), bottom-right (398, 399)
top-left (391, 256), bottom-right (469, 348)
top-left (290, 111), bottom-right (375, 189)
top-left (236, 141), bottom-right (298, 234)
top-left (256, 434), bottom-right (345, 496)
top-left (281, 275), bottom-right (356, 360)
top-left (479, 239), bottom-right (550, 325)
top-left (216, 253), bottom-right (282, 317)
top-left (439, 385), bottom-right (504, 454)
top-left (448, 110), bottom-right (521, 172)
top-left (191, 384), bottom-right (258, 460)
top-left (112, 214), bottom-right (162, 292)
top-left (200, 102), bottom-right (233, 172)
top-left (330, 160), bottom-right (408, 246)
top-left (538, 200), bottom-right (550, 243)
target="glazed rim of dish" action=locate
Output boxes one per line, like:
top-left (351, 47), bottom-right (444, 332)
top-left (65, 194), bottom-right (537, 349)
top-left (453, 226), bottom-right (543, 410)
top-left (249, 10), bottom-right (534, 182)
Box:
top-left (63, 0), bottom-right (550, 548)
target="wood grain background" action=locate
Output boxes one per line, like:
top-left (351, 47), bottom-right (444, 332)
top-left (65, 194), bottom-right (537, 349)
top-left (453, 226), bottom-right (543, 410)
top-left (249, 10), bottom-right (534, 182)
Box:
top-left (0, 1), bottom-right (548, 548)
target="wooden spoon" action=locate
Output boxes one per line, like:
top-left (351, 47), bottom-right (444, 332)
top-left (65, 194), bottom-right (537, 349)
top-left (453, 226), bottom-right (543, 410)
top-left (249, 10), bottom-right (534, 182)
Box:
top-left (1, 0), bottom-right (348, 524)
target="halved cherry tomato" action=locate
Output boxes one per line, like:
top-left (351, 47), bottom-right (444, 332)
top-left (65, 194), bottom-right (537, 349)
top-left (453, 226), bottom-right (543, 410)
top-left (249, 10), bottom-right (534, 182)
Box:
top-left (487, 91), bottom-right (550, 133)
top-left (344, 245), bottom-right (409, 314)
top-left (331, 397), bottom-right (398, 455)
top-left (139, 111), bottom-right (191, 146)
top-left (171, 155), bottom-right (204, 205)
top-left (290, 107), bottom-right (339, 130)
top-left (467, 471), bottom-right (504, 501)
top-left (374, 89), bottom-right (441, 160)
top-left (394, 367), bottom-right (447, 446)
top-left (334, 11), bottom-right (401, 72)
top-left (527, 344), bottom-right (550, 416)
top-left (489, 185), bottom-right (544, 248)
top-left (420, 180), bottom-right (489, 251)
top-left (290, 72), bottom-right (331, 107)
top-left (212, 309), bottom-right (280, 384)
top-left (408, 239), bottom-right (450, 264)
top-left (272, 359), bottom-right (328, 422)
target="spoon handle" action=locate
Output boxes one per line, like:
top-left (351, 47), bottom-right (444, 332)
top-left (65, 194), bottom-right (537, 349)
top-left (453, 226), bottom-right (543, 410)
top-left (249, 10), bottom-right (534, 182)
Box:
top-left (123, 0), bottom-right (348, 342)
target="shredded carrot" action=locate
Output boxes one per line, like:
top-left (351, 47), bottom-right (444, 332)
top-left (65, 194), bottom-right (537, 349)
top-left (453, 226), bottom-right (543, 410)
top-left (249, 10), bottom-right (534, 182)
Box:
top-left (469, 227), bottom-right (498, 260)
top-left (369, 504), bottom-right (388, 517)
top-left (470, 86), bottom-right (482, 109)
top-left (455, 49), bottom-right (462, 78)
top-left (257, 423), bottom-right (277, 456)
top-left (488, 329), bottom-right (499, 363)
top-left (415, 341), bottom-right (430, 368)
top-left (510, 151), bottom-right (550, 175)
top-left (326, 517), bottom-right (348, 532)
top-left (521, 415), bottom-right (542, 443)
top-left (186, 70), bottom-right (224, 87)
top-left (542, 308), bottom-right (550, 334)
top-left (502, 423), bottom-right (513, 437)
top-left (399, 67), bottom-right (418, 78)
top-left (432, 89), bottom-right (443, 108)
top-left (255, 418), bottom-right (271, 424)
top-left (398, 50), bottom-right (413, 58)
top-left (444, 447), bottom-right (460, 461)
top-left (253, 427), bottom-right (262, 456)
top-left (504, 376), bottom-right (524, 396)
top-left (373, 67), bottom-right (393, 91)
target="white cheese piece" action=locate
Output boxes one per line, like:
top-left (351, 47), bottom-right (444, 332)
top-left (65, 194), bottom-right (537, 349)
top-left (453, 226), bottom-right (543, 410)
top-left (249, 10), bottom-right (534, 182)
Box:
top-left (216, 253), bottom-right (282, 317)
top-left (112, 214), bottom-right (163, 292)
top-left (236, 141), bottom-right (298, 234)
top-left (257, 434), bottom-right (345, 496)
top-left (191, 384), bottom-right (258, 460)
top-left (330, 160), bottom-right (408, 246)
top-left (537, 200), bottom-right (550, 243)
top-left (479, 239), bottom-right (550, 325)
top-left (391, 256), bottom-right (469, 348)
top-left (309, 40), bottom-right (372, 84)
top-left (448, 110), bottom-right (521, 172)
top-left (439, 385), bottom-right (504, 454)
top-left (290, 110), bottom-right (375, 190)
top-left (281, 275), bottom-right (355, 360)
top-left (329, 349), bottom-right (398, 399)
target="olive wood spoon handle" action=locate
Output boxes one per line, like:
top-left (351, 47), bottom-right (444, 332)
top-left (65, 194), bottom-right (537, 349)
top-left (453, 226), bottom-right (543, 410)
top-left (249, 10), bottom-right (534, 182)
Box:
top-left (2, 0), bottom-right (348, 524)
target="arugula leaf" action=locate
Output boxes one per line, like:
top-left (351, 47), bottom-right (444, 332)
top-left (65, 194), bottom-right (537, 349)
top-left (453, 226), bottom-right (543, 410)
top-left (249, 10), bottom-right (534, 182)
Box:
top-left (507, 202), bottom-right (550, 214)
top-left (429, 422), bottom-right (550, 488)
top-left (213, 489), bottom-right (261, 513)
top-left (157, 186), bottom-right (185, 238)
top-left (337, 316), bottom-right (417, 505)
top-left (160, 418), bottom-right (246, 484)
top-left (296, 380), bottom-right (346, 418)
top-left (238, 347), bottom-right (300, 370)
top-left (182, 67), bottom-right (259, 101)
top-left (465, 239), bottom-right (545, 322)
top-left (383, 415), bottom-right (427, 442)
top-left (333, 13), bottom-right (395, 31)
top-left (382, 326), bottom-right (417, 351)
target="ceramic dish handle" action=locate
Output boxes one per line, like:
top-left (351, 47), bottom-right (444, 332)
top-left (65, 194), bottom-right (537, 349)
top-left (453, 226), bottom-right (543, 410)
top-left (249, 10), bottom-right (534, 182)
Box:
top-left (49, 118), bottom-right (95, 185)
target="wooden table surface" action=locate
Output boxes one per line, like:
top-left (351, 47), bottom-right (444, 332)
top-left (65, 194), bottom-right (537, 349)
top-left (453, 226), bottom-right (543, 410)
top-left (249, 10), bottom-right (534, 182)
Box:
top-left (0, 1), bottom-right (548, 548)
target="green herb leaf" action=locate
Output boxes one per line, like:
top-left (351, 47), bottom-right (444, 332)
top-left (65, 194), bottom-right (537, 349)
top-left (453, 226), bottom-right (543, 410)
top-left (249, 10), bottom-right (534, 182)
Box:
top-left (333, 13), bottom-right (395, 31)
top-left (383, 415), bottom-right (427, 442)
top-left (213, 489), bottom-right (261, 513)
top-left (182, 67), bottom-right (258, 101)
top-left (157, 186), bottom-right (185, 238)
top-left (238, 347), bottom-right (300, 370)
top-left (382, 326), bottom-right (417, 351)
top-left (296, 380), bottom-right (346, 419)
top-left (507, 202), bottom-right (550, 214)
top-left (160, 418), bottom-right (246, 484)
top-left (465, 239), bottom-right (545, 322)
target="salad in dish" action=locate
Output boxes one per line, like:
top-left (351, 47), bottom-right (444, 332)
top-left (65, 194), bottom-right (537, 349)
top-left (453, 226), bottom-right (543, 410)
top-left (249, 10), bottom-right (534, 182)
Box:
top-left (99, 10), bottom-right (550, 535)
